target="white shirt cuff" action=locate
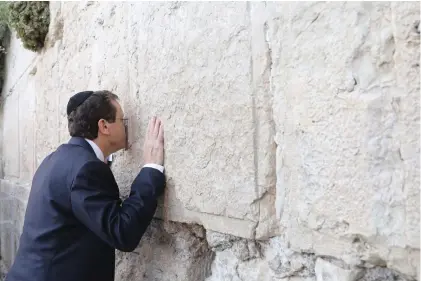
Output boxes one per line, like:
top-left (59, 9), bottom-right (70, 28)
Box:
top-left (143, 163), bottom-right (164, 173)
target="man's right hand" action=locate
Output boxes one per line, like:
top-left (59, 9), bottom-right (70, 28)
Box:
top-left (143, 117), bottom-right (164, 166)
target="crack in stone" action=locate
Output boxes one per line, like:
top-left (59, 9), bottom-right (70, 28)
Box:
top-left (248, 1), bottom-right (278, 240)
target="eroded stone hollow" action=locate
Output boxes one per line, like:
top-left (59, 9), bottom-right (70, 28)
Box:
top-left (0, 2), bottom-right (419, 281)
top-left (115, 220), bottom-right (214, 281)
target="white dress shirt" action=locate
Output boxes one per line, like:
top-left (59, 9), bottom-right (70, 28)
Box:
top-left (84, 139), bottom-right (164, 173)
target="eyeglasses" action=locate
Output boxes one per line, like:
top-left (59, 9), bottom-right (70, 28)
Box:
top-left (116, 117), bottom-right (128, 126)
top-left (116, 118), bottom-right (129, 150)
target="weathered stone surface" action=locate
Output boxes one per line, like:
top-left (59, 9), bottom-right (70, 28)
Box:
top-left (0, 195), bottom-right (25, 228)
top-left (115, 219), bottom-right (214, 281)
top-left (4, 1), bottom-right (279, 240)
top-left (0, 180), bottom-right (29, 273)
top-left (268, 1), bottom-right (419, 278)
top-left (1, 93), bottom-right (19, 179)
top-left (315, 258), bottom-right (363, 281)
top-left (265, 237), bottom-right (316, 279)
top-left (0, 1), bottom-right (419, 280)
top-left (206, 233), bottom-right (317, 281)
top-left (0, 30), bottom-right (37, 182)
top-left (359, 267), bottom-right (412, 281)
top-left (0, 259), bottom-right (7, 281)
top-left (0, 222), bottom-right (19, 270)
top-left (205, 232), bottom-right (413, 281)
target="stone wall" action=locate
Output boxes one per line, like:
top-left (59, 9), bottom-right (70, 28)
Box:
top-left (0, 2), bottom-right (419, 281)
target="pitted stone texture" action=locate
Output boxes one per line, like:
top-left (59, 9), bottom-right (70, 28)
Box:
top-left (269, 2), bottom-right (419, 278)
top-left (0, 195), bottom-right (26, 230)
top-left (0, 180), bottom-right (29, 274)
top-left (111, 2), bottom-right (265, 237)
top-left (0, 1), bottom-right (419, 280)
top-left (359, 267), bottom-right (413, 281)
top-left (115, 219), bottom-right (213, 281)
top-left (205, 232), bottom-right (414, 281)
top-left (315, 258), bottom-right (363, 281)
top-left (6, 1), bottom-right (279, 239)
top-left (0, 259), bottom-right (6, 281)
top-left (0, 222), bottom-right (19, 271)
top-left (264, 237), bottom-right (316, 279)
top-left (0, 180), bottom-right (29, 233)
top-left (206, 232), bottom-right (316, 281)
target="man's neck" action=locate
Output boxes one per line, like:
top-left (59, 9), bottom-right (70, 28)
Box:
top-left (93, 138), bottom-right (112, 160)
top-left (85, 138), bottom-right (111, 162)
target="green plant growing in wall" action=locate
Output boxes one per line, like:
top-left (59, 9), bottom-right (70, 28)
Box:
top-left (8, 1), bottom-right (50, 52)
top-left (0, 1), bottom-right (49, 95)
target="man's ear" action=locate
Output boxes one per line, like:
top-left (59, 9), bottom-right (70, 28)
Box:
top-left (98, 119), bottom-right (110, 135)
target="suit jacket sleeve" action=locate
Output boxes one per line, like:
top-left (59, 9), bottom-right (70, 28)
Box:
top-left (70, 161), bottom-right (165, 252)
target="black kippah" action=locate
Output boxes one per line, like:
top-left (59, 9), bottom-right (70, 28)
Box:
top-left (66, 91), bottom-right (94, 115)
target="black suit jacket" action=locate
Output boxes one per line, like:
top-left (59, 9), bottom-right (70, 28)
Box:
top-left (6, 137), bottom-right (165, 281)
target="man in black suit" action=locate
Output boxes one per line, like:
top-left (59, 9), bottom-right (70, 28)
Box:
top-left (6, 90), bottom-right (166, 281)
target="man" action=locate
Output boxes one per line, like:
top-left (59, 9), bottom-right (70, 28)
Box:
top-left (6, 90), bottom-right (166, 281)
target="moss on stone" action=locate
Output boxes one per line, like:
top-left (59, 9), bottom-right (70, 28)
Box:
top-left (8, 1), bottom-right (50, 52)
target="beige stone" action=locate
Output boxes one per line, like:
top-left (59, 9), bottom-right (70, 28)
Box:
top-left (269, 1), bottom-right (419, 278)
top-left (115, 220), bottom-right (214, 281)
top-left (0, 222), bottom-right (19, 270)
top-left (0, 1), bottom-right (419, 280)
top-left (315, 258), bottom-right (363, 281)
top-left (13, 1), bottom-right (279, 240)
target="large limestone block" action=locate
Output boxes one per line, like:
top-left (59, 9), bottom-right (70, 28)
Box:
top-left (112, 2), bottom-right (277, 239)
top-left (28, 2), bottom-right (278, 239)
top-left (0, 31), bottom-right (37, 181)
top-left (268, 1), bottom-right (420, 278)
top-left (114, 2), bottom-right (258, 236)
top-left (390, 1), bottom-right (421, 253)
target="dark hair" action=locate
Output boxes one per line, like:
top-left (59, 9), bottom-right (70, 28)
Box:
top-left (68, 90), bottom-right (119, 139)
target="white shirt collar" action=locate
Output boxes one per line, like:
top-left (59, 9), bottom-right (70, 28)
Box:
top-left (85, 138), bottom-right (106, 162)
